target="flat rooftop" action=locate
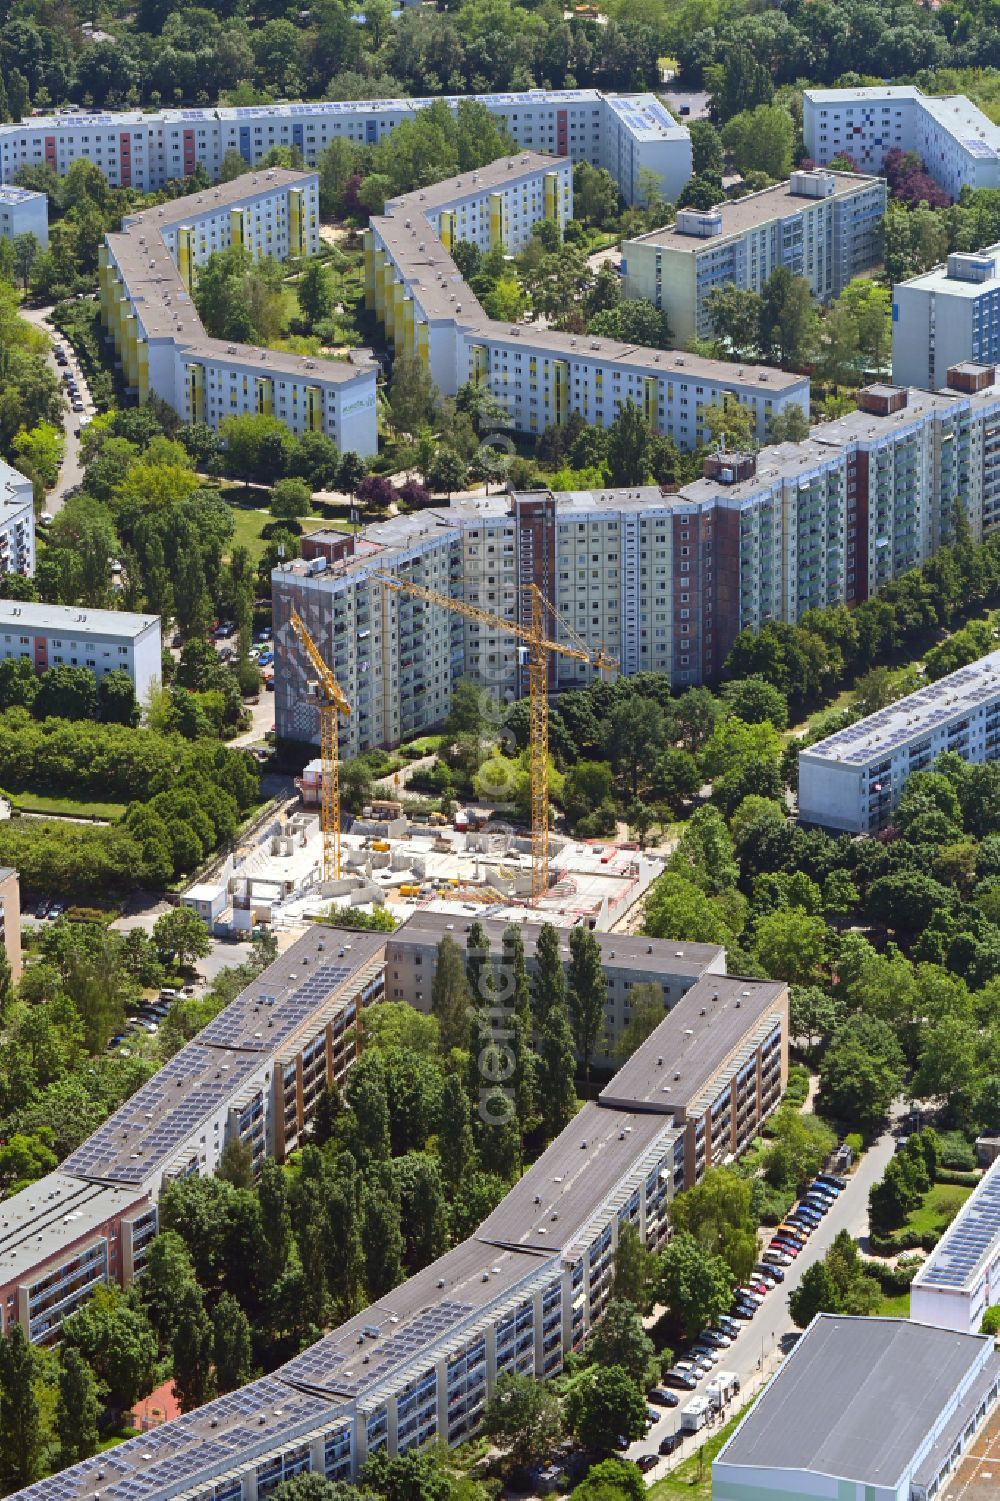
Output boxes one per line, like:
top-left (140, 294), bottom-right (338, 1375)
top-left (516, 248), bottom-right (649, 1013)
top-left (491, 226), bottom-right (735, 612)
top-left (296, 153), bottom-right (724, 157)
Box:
top-left (0, 1173), bottom-right (148, 1286)
top-left (387, 910), bottom-right (724, 977)
top-left (598, 974), bottom-right (786, 1116)
top-left (13, 1377), bottom-right (343, 1501)
top-left (912, 1157), bottom-right (1000, 1295)
top-left (0, 601), bottom-right (158, 638)
top-left (281, 1239), bottom-right (557, 1400)
top-left (0, 185), bottom-right (44, 204)
top-left (197, 926), bottom-right (385, 1053)
top-left (476, 1102), bottom-right (679, 1254)
top-left (122, 167), bottom-right (315, 228)
top-left (628, 171), bottom-right (880, 251)
top-left (802, 648), bottom-right (1000, 767)
top-left (716, 1315), bottom-right (994, 1489)
top-left (384, 152), bottom-right (567, 213)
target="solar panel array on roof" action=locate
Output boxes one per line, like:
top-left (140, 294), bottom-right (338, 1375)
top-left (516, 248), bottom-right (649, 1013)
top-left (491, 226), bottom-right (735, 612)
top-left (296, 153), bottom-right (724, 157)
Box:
top-left (61, 1045), bottom-right (261, 1185)
top-left (283, 1301), bottom-right (474, 1397)
top-left (199, 963), bottom-right (351, 1052)
top-left (917, 1167), bottom-right (1000, 1290)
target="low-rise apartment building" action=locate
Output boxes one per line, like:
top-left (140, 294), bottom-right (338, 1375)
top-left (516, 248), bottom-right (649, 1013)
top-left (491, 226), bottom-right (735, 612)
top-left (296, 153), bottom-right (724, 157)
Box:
top-left (99, 169), bottom-right (378, 454)
top-left (0, 92), bottom-right (691, 206)
top-left (911, 1158), bottom-right (1000, 1335)
top-left (798, 648), bottom-right (1000, 833)
top-left (804, 86), bottom-right (1000, 199)
top-left (6, 925), bottom-right (788, 1501)
top-left (714, 1315), bottom-right (1000, 1501)
top-left (384, 913), bottom-right (727, 1063)
top-left (0, 458), bottom-right (36, 578)
top-left (0, 186), bottom-right (47, 246)
top-left (622, 169), bottom-right (886, 346)
top-left (365, 156), bottom-right (809, 447)
top-left (893, 246), bottom-right (1000, 390)
top-left (0, 601), bottom-right (161, 701)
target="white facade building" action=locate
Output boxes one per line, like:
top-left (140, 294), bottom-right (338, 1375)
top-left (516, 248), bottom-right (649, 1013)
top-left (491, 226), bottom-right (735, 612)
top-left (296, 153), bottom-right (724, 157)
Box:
top-left (799, 647), bottom-right (1000, 833)
top-left (0, 91), bottom-right (692, 205)
top-left (0, 186), bottom-right (47, 247)
top-left (0, 601), bottom-right (161, 702)
top-left (714, 1315), bottom-right (1000, 1501)
top-left (911, 1159), bottom-right (1000, 1334)
top-left (0, 459), bottom-right (35, 578)
top-left (366, 154), bottom-right (809, 446)
top-left (804, 86), bottom-right (1000, 199)
top-left (621, 169), bottom-right (886, 346)
top-left (893, 246), bottom-right (1000, 390)
top-left (99, 169), bottom-right (378, 455)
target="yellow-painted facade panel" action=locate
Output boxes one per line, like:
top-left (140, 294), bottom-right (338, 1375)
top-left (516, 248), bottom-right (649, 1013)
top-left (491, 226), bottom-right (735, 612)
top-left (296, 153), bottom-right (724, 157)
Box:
top-left (256, 376), bottom-right (274, 416)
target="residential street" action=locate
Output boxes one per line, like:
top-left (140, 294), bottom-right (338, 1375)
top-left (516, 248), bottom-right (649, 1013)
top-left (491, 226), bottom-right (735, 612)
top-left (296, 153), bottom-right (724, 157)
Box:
top-left (629, 1115), bottom-right (900, 1478)
top-left (19, 302), bottom-right (94, 510)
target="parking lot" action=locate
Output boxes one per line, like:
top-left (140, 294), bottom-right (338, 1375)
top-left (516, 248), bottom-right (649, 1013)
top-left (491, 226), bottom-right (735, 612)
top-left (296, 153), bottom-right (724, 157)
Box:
top-left (625, 1124), bottom-right (898, 1478)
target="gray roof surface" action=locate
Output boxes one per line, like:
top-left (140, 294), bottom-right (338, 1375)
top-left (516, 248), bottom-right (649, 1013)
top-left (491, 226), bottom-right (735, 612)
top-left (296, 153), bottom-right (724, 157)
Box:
top-left (384, 152), bottom-right (567, 213)
top-left (912, 1156), bottom-right (1000, 1294)
top-left (598, 974), bottom-right (786, 1116)
top-left (0, 601), bottom-right (158, 639)
top-left (282, 1240), bottom-right (557, 1400)
top-left (716, 1315), bottom-right (991, 1487)
top-left (387, 911), bottom-right (725, 977)
top-left (628, 172), bottom-right (880, 251)
top-left (0, 1173), bottom-right (149, 1284)
top-left (802, 648), bottom-right (1000, 767)
top-left (475, 1102), bottom-right (679, 1253)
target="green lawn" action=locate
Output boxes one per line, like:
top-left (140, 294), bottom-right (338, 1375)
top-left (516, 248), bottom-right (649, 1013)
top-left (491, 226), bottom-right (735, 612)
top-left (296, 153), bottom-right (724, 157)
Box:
top-left (876, 1288), bottom-right (911, 1317)
top-left (648, 1398), bottom-right (758, 1501)
top-left (225, 503), bottom-right (327, 564)
top-left (11, 791), bottom-right (127, 821)
top-left (904, 1182), bottom-right (973, 1239)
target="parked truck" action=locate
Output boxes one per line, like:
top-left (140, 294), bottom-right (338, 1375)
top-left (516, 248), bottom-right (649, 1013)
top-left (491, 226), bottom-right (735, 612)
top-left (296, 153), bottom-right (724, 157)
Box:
top-left (680, 1396), bottom-right (711, 1432)
top-left (705, 1371), bottom-right (740, 1410)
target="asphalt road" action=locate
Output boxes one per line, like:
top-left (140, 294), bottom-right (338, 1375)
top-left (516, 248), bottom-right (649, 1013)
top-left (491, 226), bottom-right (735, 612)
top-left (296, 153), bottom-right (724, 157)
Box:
top-left (628, 1118), bottom-right (899, 1478)
top-left (19, 302), bottom-right (94, 511)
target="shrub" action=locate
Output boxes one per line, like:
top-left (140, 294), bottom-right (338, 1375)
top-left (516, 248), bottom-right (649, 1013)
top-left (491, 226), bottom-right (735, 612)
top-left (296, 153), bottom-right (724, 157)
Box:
top-left (750, 1178), bottom-right (795, 1226)
top-left (784, 1064), bottom-right (810, 1106)
top-left (844, 1132), bottom-right (863, 1159)
top-left (937, 1131), bottom-right (977, 1172)
top-left (934, 1168), bottom-right (980, 1188)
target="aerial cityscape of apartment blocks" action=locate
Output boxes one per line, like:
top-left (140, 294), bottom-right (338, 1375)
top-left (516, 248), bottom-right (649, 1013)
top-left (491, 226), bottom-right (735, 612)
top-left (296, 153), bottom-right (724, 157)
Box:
top-left (893, 247), bottom-right (1000, 390)
top-left (803, 86), bottom-right (1000, 198)
top-left (99, 169), bottom-right (379, 454)
top-left (0, 601), bottom-right (161, 701)
top-left (273, 372), bottom-right (1000, 753)
top-left (798, 648), bottom-right (1000, 834)
top-left (621, 169), bottom-right (886, 346)
top-left (0, 458), bottom-right (36, 579)
top-left (0, 185), bottom-right (47, 246)
top-left (0, 91), bottom-right (692, 204)
top-left (713, 1315), bottom-right (1000, 1501)
top-left (2, 921), bottom-right (787, 1501)
top-left (365, 156), bottom-right (807, 444)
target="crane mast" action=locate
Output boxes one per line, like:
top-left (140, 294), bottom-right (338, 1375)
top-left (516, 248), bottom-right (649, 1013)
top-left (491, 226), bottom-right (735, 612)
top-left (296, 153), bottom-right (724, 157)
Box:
top-left (374, 572), bottom-right (615, 897)
top-left (288, 608), bottom-right (351, 883)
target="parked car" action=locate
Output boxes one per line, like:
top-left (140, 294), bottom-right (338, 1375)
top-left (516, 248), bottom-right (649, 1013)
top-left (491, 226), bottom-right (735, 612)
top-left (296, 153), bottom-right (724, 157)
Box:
top-left (777, 1223), bottom-right (808, 1243)
top-left (802, 1195), bottom-right (831, 1215)
top-left (763, 1248), bottom-right (792, 1267)
top-left (637, 1454), bottom-right (659, 1473)
top-left (816, 1173), bottom-right (848, 1191)
top-left (810, 1180), bottom-right (840, 1200)
top-left (717, 1316), bottom-right (740, 1337)
top-left (746, 1278), bottom-right (770, 1294)
top-left (736, 1289), bottom-right (763, 1308)
top-left (674, 1359), bottom-right (701, 1377)
top-left (730, 1303), bottom-right (755, 1320)
top-left (646, 1407), bottom-right (661, 1427)
top-left (757, 1262), bottom-right (785, 1283)
top-left (699, 1329), bottom-right (730, 1348)
top-left (648, 1388), bottom-right (680, 1407)
top-left (48, 902), bottom-right (64, 918)
top-left (659, 1432), bottom-right (683, 1457)
top-left (34, 898), bottom-right (50, 918)
top-left (684, 1351), bottom-right (714, 1374)
top-left (691, 1344), bottom-right (721, 1367)
top-left (788, 1210), bottom-right (820, 1229)
top-left (663, 1369), bottom-right (697, 1391)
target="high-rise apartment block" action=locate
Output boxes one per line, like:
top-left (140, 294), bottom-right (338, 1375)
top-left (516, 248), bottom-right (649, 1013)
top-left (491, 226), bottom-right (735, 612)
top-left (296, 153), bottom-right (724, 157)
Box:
top-left (0, 92), bottom-right (691, 205)
top-left (621, 169), bottom-right (886, 346)
top-left (274, 373), bottom-right (1000, 753)
top-left (365, 155), bottom-right (808, 445)
top-left (799, 648), bottom-right (1000, 834)
top-left (803, 86), bottom-right (1000, 199)
top-left (100, 169), bottom-right (379, 454)
top-left (893, 247), bottom-right (1000, 391)
top-left (0, 458), bottom-right (36, 579)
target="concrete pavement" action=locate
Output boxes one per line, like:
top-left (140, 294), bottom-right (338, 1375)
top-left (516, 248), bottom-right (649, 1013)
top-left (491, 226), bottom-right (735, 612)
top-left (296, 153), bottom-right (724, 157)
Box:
top-left (629, 1120), bottom-right (898, 1478)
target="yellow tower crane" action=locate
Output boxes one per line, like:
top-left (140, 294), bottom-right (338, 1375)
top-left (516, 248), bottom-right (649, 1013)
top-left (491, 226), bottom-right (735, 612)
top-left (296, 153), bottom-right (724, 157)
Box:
top-left (288, 608), bottom-right (351, 883)
top-left (374, 574), bottom-right (616, 898)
